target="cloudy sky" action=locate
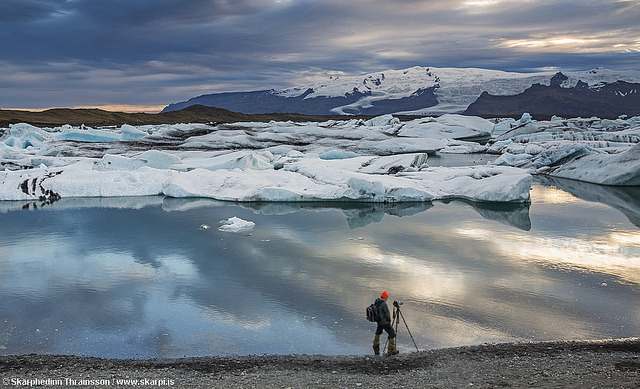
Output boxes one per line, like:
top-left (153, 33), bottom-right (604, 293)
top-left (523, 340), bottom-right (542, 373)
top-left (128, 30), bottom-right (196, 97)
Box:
top-left (1, 0), bottom-right (639, 111)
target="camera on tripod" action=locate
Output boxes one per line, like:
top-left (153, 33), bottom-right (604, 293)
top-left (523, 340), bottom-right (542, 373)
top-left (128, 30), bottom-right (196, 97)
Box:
top-left (393, 300), bottom-right (403, 308)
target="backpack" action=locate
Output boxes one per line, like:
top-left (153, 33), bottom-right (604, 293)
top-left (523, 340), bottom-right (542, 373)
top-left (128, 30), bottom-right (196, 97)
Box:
top-left (366, 301), bottom-right (380, 322)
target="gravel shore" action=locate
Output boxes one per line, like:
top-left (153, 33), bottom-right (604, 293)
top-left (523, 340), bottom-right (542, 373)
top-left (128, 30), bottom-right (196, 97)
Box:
top-left (2, 338), bottom-right (640, 388)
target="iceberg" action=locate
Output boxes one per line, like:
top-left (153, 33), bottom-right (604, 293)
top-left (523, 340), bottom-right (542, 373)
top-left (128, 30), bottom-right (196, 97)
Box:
top-left (58, 127), bottom-right (125, 142)
top-left (398, 114), bottom-right (493, 142)
top-left (0, 161), bottom-right (172, 201)
top-left (21, 153), bottom-right (521, 204)
top-left (546, 143), bottom-right (640, 186)
top-left (487, 115), bottom-right (640, 185)
top-left (120, 124), bottom-right (148, 141)
top-left (161, 156), bottom-right (532, 203)
top-left (1, 116), bottom-right (539, 203)
top-left (139, 150), bottom-right (182, 169)
top-left (176, 151), bottom-right (274, 172)
top-left (1, 123), bottom-right (52, 149)
top-left (57, 125), bottom-right (148, 143)
top-left (218, 216), bottom-right (255, 232)
top-left (319, 150), bottom-right (360, 160)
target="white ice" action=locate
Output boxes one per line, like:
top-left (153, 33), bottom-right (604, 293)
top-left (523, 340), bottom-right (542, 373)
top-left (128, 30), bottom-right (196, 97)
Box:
top-left (57, 125), bottom-right (147, 143)
top-left (218, 216), bottom-right (255, 232)
top-left (487, 114), bottom-right (640, 185)
top-left (6, 112), bottom-right (638, 202)
top-left (397, 114), bottom-right (493, 141)
top-left (545, 143), bottom-right (640, 186)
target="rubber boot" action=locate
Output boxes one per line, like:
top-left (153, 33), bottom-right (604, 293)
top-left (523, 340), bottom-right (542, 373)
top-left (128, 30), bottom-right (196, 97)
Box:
top-left (372, 334), bottom-right (381, 355)
top-left (387, 337), bottom-right (399, 355)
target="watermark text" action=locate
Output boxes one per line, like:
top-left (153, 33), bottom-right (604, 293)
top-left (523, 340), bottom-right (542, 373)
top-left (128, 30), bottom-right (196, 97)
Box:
top-left (2, 376), bottom-right (175, 387)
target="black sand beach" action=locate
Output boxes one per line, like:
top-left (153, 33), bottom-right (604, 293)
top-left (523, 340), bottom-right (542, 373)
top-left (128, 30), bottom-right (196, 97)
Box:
top-left (2, 338), bottom-right (640, 388)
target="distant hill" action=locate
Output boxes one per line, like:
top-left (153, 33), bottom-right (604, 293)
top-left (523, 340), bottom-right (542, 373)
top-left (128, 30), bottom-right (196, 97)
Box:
top-left (0, 105), bottom-right (367, 127)
top-left (162, 66), bottom-right (640, 116)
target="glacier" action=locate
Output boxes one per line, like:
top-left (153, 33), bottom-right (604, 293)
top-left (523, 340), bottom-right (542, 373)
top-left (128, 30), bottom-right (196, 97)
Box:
top-left (184, 66), bottom-right (640, 116)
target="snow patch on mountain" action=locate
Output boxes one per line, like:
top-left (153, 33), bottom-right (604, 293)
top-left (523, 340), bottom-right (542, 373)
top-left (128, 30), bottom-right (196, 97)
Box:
top-left (276, 66), bottom-right (640, 115)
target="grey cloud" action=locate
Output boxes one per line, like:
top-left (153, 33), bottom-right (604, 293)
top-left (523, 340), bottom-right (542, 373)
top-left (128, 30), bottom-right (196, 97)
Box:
top-left (0, 0), bottom-right (68, 23)
top-left (0, 0), bottom-right (638, 108)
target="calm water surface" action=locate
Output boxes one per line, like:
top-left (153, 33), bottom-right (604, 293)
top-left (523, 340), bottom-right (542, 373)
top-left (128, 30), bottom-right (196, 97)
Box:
top-left (1, 166), bottom-right (640, 358)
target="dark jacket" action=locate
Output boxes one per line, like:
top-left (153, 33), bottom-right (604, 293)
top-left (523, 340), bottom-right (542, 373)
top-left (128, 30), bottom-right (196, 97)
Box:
top-left (375, 298), bottom-right (391, 326)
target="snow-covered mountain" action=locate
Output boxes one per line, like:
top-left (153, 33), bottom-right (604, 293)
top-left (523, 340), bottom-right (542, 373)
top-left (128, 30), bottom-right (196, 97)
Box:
top-left (162, 66), bottom-right (640, 116)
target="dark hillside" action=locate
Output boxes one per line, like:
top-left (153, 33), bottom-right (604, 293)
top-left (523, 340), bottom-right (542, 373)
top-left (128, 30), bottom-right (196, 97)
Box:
top-left (0, 105), bottom-right (371, 127)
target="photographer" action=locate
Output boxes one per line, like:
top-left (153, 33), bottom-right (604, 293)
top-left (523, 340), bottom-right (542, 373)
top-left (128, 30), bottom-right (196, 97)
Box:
top-left (372, 291), bottom-right (399, 355)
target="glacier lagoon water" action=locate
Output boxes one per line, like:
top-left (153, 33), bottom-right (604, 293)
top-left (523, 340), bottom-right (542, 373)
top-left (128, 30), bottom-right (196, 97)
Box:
top-left (1, 175), bottom-right (640, 358)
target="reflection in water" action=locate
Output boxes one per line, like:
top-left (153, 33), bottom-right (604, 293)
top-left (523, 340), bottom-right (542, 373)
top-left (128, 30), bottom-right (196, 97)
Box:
top-left (536, 176), bottom-right (640, 228)
top-left (0, 182), bottom-right (639, 358)
top-left (162, 197), bottom-right (530, 230)
top-left (445, 200), bottom-right (531, 231)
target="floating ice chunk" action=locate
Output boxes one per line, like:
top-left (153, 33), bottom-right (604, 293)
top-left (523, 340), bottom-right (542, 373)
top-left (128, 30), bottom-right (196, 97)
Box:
top-left (493, 153), bottom-right (533, 167)
top-left (44, 165), bottom-right (171, 198)
top-left (120, 124), bottom-right (147, 141)
top-left (319, 150), bottom-right (360, 160)
top-left (177, 151), bottom-right (273, 171)
top-left (55, 124), bottom-right (147, 143)
top-left (2, 123), bottom-right (51, 149)
top-left (398, 166), bottom-right (533, 203)
top-left (139, 150), bottom-right (182, 169)
top-left (495, 122), bottom-right (541, 141)
top-left (491, 119), bottom-right (517, 137)
top-left (363, 115), bottom-right (400, 127)
top-left (218, 217), bottom-right (255, 232)
top-left (163, 168), bottom-right (349, 201)
top-left (356, 137), bottom-right (445, 155)
top-left (518, 113), bottom-right (532, 125)
top-left (356, 153), bottom-right (428, 174)
top-left (532, 144), bottom-right (595, 168)
top-left (198, 224), bottom-right (210, 230)
top-left (57, 127), bottom-right (123, 142)
top-left (547, 143), bottom-right (640, 186)
top-left (284, 157), bottom-right (532, 203)
top-left (0, 160), bottom-right (173, 200)
top-left (441, 139), bottom-right (488, 154)
top-left (398, 115), bottom-right (493, 141)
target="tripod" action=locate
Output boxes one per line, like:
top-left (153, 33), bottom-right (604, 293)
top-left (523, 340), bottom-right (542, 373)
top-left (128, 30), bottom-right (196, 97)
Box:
top-left (384, 301), bottom-right (420, 353)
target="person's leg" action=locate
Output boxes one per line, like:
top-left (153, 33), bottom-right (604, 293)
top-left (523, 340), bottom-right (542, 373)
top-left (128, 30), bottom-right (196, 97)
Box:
top-left (373, 326), bottom-right (383, 355)
top-left (383, 324), bottom-right (399, 355)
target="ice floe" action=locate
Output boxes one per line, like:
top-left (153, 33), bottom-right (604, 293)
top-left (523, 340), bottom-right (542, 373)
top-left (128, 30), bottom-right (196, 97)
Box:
top-left (545, 143), bottom-right (640, 186)
top-left (58, 124), bottom-right (147, 143)
top-left (2, 112), bottom-right (639, 204)
top-left (0, 150), bottom-right (532, 203)
top-left (397, 114), bottom-right (493, 142)
top-left (487, 114), bottom-right (640, 185)
top-left (218, 216), bottom-right (255, 232)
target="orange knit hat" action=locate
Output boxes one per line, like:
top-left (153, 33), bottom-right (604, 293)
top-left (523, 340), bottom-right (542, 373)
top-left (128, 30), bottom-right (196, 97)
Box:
top-left (381, 291), bottom-right (389, 298)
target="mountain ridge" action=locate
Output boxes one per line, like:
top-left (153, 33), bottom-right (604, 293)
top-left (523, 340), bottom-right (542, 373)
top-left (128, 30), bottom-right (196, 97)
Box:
top-left (162, 66), bottom-right (640, 116)
top-left (464, 80), bottom-right (640, 117)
